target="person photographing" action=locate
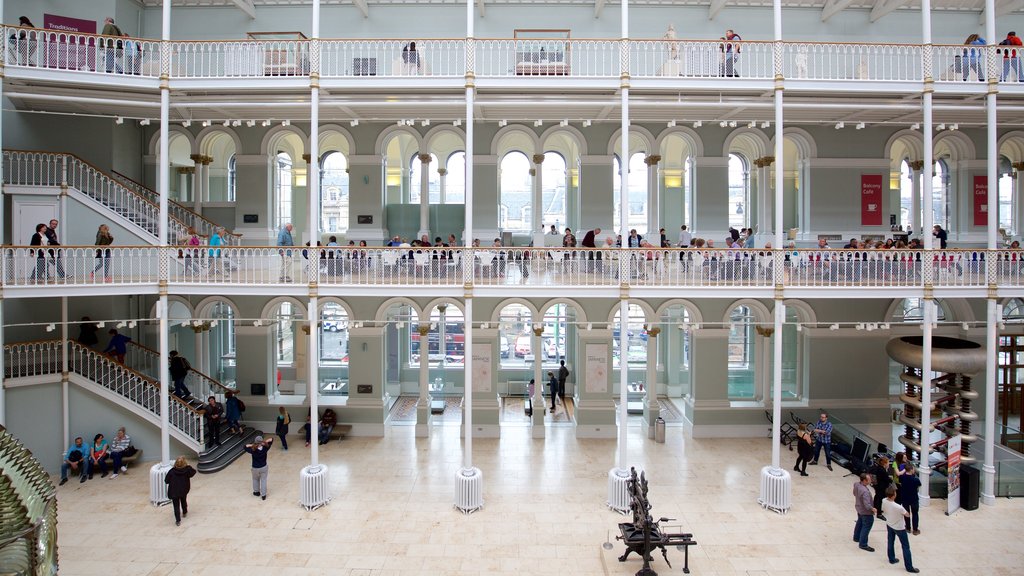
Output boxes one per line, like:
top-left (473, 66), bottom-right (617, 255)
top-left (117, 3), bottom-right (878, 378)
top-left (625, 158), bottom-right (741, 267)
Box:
top-left (244, 435), bottom-right (274, 500)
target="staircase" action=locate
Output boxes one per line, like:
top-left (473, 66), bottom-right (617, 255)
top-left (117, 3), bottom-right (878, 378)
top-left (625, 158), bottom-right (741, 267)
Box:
top-left (2, 151), bottom-right (239, 246)
top-left (2, 340), bottom-right (256, 471)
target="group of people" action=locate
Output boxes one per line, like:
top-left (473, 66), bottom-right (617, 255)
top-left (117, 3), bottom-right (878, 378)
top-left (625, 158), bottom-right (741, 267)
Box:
top-left (60, 427), bottom-right (134, 484)
top-left (793, 412), bottom-right (837, 475)
top-left (26, 220), bottom-right (116, 283)
top-left (546, 360), bottom-right (570, 413)
top-left (853, 453), bottom-right (923, 573)
top-left (956, 31), bottom-right (1023, 82)
top-left (201, 392), bottom-right (246, 448)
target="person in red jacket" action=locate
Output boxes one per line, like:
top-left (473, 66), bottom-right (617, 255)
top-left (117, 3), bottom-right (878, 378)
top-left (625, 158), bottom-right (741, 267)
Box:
top-left (1001, 31), bottom-right (1023, 82)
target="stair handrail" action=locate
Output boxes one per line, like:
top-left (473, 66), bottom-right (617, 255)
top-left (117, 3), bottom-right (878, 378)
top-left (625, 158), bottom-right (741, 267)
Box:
top-left (2, 150), bottom-right (191, 244)
top-left (109, 170), bottom-right (242, 245)
top-left (126, 341), bottom-right (235, 397)
top-left (2, 339), bottom-right (205, 447)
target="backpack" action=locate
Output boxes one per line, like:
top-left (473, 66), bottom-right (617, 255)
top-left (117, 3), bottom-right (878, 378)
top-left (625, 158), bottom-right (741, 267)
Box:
top-left (237, 398), bottom-right (246, 412)
top-left (68, 449), bottom-right (83, 463)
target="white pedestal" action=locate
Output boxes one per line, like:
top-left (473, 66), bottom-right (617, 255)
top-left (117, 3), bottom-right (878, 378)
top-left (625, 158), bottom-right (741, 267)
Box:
top-left (607, 467), bottom-right (631, 514)
top-left (299, 464), bottom-right (331, 510)
top-left (758, 466), bottom-right (792, 514)
top-left (454, 467), bottom-right (483, 514)
top-left (149, 462), bottom-right (171, 506)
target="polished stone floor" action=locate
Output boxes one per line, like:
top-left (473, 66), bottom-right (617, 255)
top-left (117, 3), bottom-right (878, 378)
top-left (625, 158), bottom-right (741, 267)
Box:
top-left (55, 423), bottom-right (1024, 575)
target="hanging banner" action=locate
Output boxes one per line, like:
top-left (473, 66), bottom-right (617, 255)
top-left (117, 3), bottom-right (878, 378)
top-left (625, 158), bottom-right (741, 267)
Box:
top-left (974, 175), bottom-right (988, 226)
top-left (947, 434), bottom-right (962, 516)
top-left (42, 14), bottom-right (97, 33)
top-left (861, 174), bottom-right (883, 225)
top-left (41, 14), bottom-right (99, 71)
top-left (471, 349), bottom-right (491, 393)
top-left (585, 343), bottom-right (608, 394)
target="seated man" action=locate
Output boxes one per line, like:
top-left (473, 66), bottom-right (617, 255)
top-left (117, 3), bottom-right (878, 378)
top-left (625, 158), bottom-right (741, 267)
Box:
top-left (108, 426), bottom-right (131, 478)
top-left (60, 436), bottom-right (88, 485)
top-left (318, 408), bottom-right (338, 445)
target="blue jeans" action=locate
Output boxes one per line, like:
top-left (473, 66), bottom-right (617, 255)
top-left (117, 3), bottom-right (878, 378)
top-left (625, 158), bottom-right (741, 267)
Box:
top-left (813, 440), bottom-right (832, 465)
top-left (1003, 57), bottom-right (1023, 81)
top-left (173, 377), bottom-right (191, 398)
top-left (60, 462), bottom-right (86, 481)
top-left (887, 526), bottom-right (914, 569)
top-left (853, 513), bottom-right (874, 548)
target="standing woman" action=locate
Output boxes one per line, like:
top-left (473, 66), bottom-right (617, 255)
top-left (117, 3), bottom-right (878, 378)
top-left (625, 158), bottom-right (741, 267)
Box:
top-left (91, 224), bottom-right (114, 281)
top-left (794, 423), bottom-right (813, 477)
top-left (164, 456), bottom-right (196, 526)
top-left (29, 223), bottom-right (48, 283)
top-left (275, 407), bottom-right (290, 450)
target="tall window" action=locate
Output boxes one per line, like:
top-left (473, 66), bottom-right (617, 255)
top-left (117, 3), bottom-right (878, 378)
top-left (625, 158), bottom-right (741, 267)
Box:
top-left (728, 154), bottom-right (748, 229)
top-left (660, 306), bottom-right (693, 398)
top-left (900, 159), bottom-right (913, 231)
top-left (410, 307), bottom-right (465, 368)
top-left (613, 153), bottom-right (649, 234)
top-left (410, 153), bottom-right (441, 204)
top-left (319, 303), bottom-right (349, 395)
top-left (275, 152), bottom-right (293, 230)
top-left (499, 152), bottom-right (532, 232)
top-left (612, 304), bottom-right (647, 368)
top-left (683, 156), bottom-right (694, 227)
top-left (275, 302), bottom-right (296, 367)
top-left (932, 158), bottom-right (950, 231)
top-left (728, 305), bottom-right (756, 399)
top-left (227, 154), bottom-right (237, 202)
top-left (446, 151), bottom-right (466, 204)
top-left (999, 156), bottom-right (1015, 234)
top-left (499, 303), bottom-right (533, 368)
top-left (768, 307), bottom-right (802, 400)
top-left (541, 303), bottom-right (572, 366)
top-left (541, 152), bottom-right (568, 231)
top-left (320, 151), bottom-right (349, 234)
top-left (209, 301), bottom-right (236, 387)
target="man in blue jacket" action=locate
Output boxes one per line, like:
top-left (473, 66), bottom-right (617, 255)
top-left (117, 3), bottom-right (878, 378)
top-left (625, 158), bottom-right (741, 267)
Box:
top-left (277, 223), bottom-right (295, 282)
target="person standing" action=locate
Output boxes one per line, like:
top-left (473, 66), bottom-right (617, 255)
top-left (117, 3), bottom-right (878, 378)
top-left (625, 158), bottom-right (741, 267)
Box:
top-left (29, 223), bottom-right (48, 283)
top-left (277, 223), bottom-right (295, 282)
top-left (102, 329), bottom-right (132, 364)
top-left (722, 29), bottom-right (742, 77)
top-left (101, 17), bottom-right (123, 73)
top-left (169, 350), bottom-right (192, 399)
top-left (275, 407), bottom-right (291, 450)
top-left (204, 396), bottom-right (223, 448)
top-left (853, 472), bottom-right (877, 552)
top-left (45, 218), bottom-right (65, 281)
top-left (963, 33), bottom-right (987, 81)
top-left (244, 435), bottom-right (274, 500)
top-left (91, 224), bottom-right (113, 281)
top-left (59, 436), bottom-right (87, 485)
top-left (547, 371), bottom-right (558, 412)
top-left (1001, 31), bottom-right (1023, 81)
top-left (581, 228), bottom-right (601, 272)
top-left (164, 456), bottom-right (196, 526)
top-left (557, 359), bottom-right (569, 406)
top-left (224, 390), bottom-right (244, 435)
top-left (108, 427), bottom-right (130, 478)
top-left (793, 423), bottom-right (813, 476)
top-left (678, 225), bottom-right (692, 248)
top-left (77, 316), bottom-right (99, 348)
top-left (933, 224), bottom-right (948, 249)
top-left (882, 485), bottom-right (920, 572)
top-left (897, 463), bottom-right (922, 536)
top-left (870, 456), bottom-right (893, 520)
top-left (810, 412), bottom-right (834, 471)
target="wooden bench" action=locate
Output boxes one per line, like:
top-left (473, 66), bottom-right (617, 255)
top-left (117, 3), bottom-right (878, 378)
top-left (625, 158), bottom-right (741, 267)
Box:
top-left (103, 448), bottom-right (143, 469)
top-left (298, 424), bottom-right (352, 441)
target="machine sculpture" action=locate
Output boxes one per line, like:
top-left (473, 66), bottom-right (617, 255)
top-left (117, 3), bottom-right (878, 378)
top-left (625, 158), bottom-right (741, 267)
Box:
top-left (615, 467), bottom-right (698, 575)
top-left (886, 336), bottom-right (984, 467)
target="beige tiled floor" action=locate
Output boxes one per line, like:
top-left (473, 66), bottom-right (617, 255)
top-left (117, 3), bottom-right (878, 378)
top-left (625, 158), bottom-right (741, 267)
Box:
top-left (56, 424), bottom-right (1024, 575)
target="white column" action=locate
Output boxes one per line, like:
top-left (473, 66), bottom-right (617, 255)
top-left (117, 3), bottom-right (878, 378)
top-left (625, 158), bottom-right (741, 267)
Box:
top-left (532, 154), bottom-right (545, 233)
top-left (982, 299), bottom-right (998, 505)
top-left (61, 298), bottom-right (69, 443)
top-left (643, 328), bottom-right (661, 438)
top-left (770, 301), bottom-right (785, 468)
top-left (438, 167), bottom-right (448, 204)
top-left (532, 325), bottom-right (545, 435)
top-left (983, 0), bottom-right (998, 506)
top-left (646, 155), bottom-right (660, 235)
top-left (910, 161), bottom-right (923, 234)
top-left (201, 157), bottom-right (211, 205)
top-left (919, 299), bottom-right (933, 506)
top-left (416, 324), bottom-right (430, 437)
top-left (308, 297), bottom-right (320, 463)
top-left (1014, 164), bottom-right (1024, 237)
top-left (418, 153), bottom-right (431, 238)
top-left (158, 296), bottom-right (170, 465)
top-left (922, 0), bottom-right (934, 251)
top-left (178, 169), bottom-right (189, 204)
top-left (158, 0), bottom-right (172, 468)
top-left (308, 10), bottom-right (322, 457)
top-left (613, 0), bottom-right (631, 489)
top-left (190, 154), bottom-right (202, 212)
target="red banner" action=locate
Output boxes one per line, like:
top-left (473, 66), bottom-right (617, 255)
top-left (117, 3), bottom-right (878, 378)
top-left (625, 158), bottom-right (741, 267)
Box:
top-left (40, 14), bottom-right (99, 71)
top-left (861, 174), bottom-right (883, 226)
top-left (42, 14), bottom-right (97, 34)
top-left (974, 175), bottom-right (988, 226)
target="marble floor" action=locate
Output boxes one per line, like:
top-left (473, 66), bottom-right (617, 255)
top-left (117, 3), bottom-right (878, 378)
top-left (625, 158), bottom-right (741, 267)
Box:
top-left (56, 423), bottom-right (1024, 576)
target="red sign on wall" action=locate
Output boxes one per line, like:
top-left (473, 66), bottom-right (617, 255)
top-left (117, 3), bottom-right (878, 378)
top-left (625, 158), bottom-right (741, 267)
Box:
top-left (974, 175), bottom-right (988, 226)
top-left (861, 174), bottom-right (883, 226)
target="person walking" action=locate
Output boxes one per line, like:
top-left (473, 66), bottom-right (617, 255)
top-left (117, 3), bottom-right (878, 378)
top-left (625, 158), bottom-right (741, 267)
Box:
top-left (204, 396), bottom-right (223, 448)
top-left (275, 407), bottom-right (291, 450)
top-left (277, 223), bottom-right (295, 282)
top-left (547, 371), bottom-right (558, 412)
top-left (897, 463), bottom-right (922, 535)
top-left (793, 422), bottom-right (813, 476)
top-left (244, 435), bottom-right (274, 500)
top-left (77, 316), bottom-right (99, 348)
top-left (557, 360), bottom-right (569, 406)
top-left (208, 227), bottom-right (225, 276)
top-left (102, 329), bottom-right (132, 364)
top-left (722, 29), bottom-right (742, 77)
top-left (29, 223), bottom-right (48, 283)
top-left (882, 485), bottom-right (920, 572)
top-left (91, 224), bottom-right (113, 282)
top-left (101, 17), bottom-right (123, 73)
top-left (45, 219), bottom-right (66, 281)
top-left (169, 350), bottom-right (192, 399)
top-left (164, 456), bottom-right (196, 526)
top-left (853, 472), bottom-right (877, 552)
top-left (870, 456), bottom-right (893, 520)
top-left (224, 390), bottom-right (244, 434)
top-left (810, 412), bottom-right (834, 471)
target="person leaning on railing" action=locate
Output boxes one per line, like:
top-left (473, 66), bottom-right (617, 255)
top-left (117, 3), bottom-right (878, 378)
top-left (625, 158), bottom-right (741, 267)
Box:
top-left (9, 16), bottom-right (36, 66)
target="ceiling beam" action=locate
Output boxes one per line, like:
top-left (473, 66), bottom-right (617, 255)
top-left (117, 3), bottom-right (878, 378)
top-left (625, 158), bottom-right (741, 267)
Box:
top-left (821, 0), bottom-right (858, 22)
top-left (595, 0), bottom-right (606, 18)
top-left (708, 0), bottom-right (728, 21)
top-left (353, 0), bottom-right (369, 18)
top-left (230, 0), bottom-right (256, 19)
top-left (869, 0), bottom-right (911, 22)
top-left (981, 0), bottom-right (1024, 23)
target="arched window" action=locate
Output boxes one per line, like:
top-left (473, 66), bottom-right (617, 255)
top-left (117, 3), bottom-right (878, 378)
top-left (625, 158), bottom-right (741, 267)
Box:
top-left (541, 303), bottom-right (573, 367)
top-left (613, 153), bottom-right (649, 234)
top-left (999, 155), bottom-right (1015, 234)
top-left (659, 306), bottom-right (693, 399)
top-left (728, 153), bottom-right (749, 229)
top-left (768, 307), bottom-right (804, 400)
top-left (446, 151), bottom-right (466, 204)
top-left (271, 301), bottom-right (303, 396)
top-left (499, 304), bottom-right (532, 368)
top-left (500, 151), bottom-right (532, 232)
top-left (320, 151), bottom-right (349, 234)
top-left (891, 298), bottom-right (947, 323)
top-left (932, 158), bottom-right (950, 231)
top-left (227, 154), bottom-right (237, 202)
top-left (410, 153), bottom-right (441, 204)
top-left (541, 152), bottom-right (568, 231)
top-left (612, 304), bottom-right (647, 369)
top-left (410, 306), bottom-right (465, 368)
top-left (207, 301), bottom-right (236, 388)
top-left (319, 303), bottom-right (349, 396)
top-left (728, 305), bottom-right (756, 400)
top-left (900, 159), bottom-right (913, 232)
top-left (274, 152), bottom-right (293, 230)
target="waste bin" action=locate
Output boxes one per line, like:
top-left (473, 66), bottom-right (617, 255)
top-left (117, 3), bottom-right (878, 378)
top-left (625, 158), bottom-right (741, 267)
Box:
top-left (960, 464), bottom-right (980, 511)
top-left (655, 417), bottom-right (666, 443)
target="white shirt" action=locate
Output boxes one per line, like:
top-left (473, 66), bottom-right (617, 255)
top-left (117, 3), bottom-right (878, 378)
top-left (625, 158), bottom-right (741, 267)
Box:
top-left (678, 230), bottom-right (692, 247)
top-left (882, 498), bottom-right (908, 530)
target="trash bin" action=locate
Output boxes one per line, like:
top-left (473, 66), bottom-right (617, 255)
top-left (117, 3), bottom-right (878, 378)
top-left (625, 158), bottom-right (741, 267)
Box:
top-left (961, 464), bottom-right (980, 511)
top-left (655, 417), bottom-right (666, 443)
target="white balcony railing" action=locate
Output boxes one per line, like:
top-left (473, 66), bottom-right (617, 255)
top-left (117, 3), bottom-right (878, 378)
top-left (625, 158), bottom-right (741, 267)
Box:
top-left (7, 25), bottom-right (1021, 87)
top-left (1, 246), bottom-right (1018, 290)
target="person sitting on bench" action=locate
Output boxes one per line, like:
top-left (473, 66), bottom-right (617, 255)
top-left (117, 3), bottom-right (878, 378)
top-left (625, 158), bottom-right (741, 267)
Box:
top-left (318, 408), bottom-right (338, 445)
